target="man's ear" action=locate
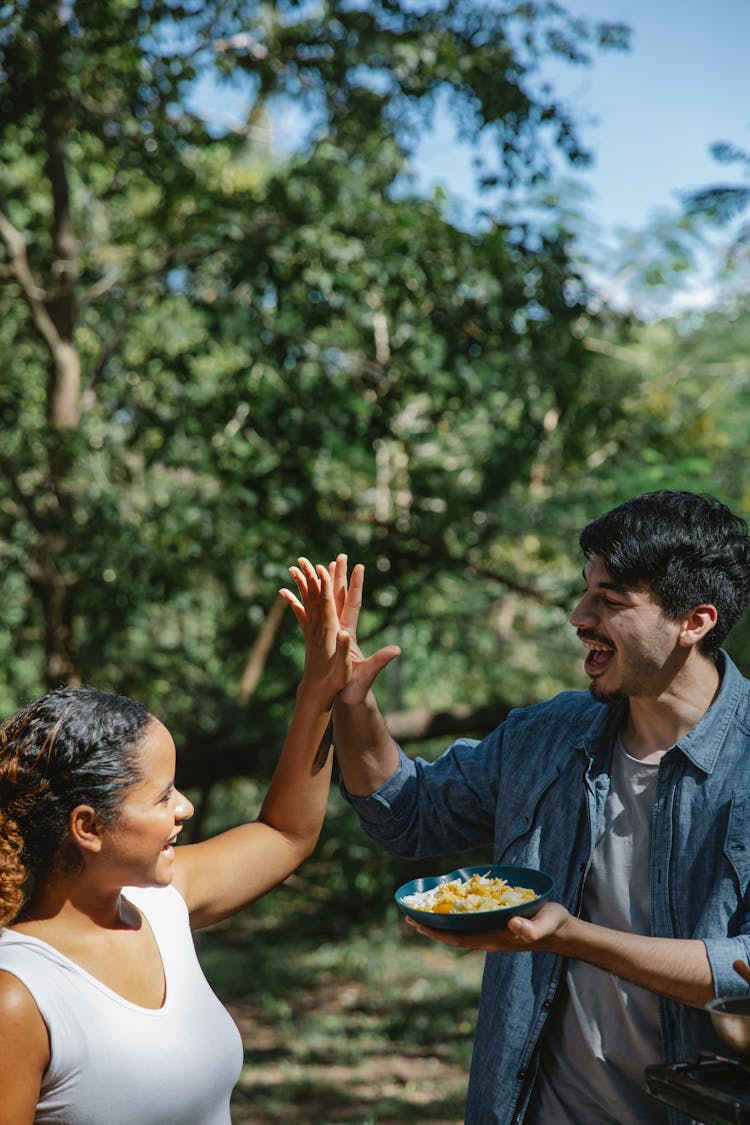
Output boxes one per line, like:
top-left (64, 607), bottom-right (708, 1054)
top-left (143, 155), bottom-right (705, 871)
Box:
top-left (68, 805), bottom-right (105, 855)
top-left (679, 603), bottom-right (718, 648)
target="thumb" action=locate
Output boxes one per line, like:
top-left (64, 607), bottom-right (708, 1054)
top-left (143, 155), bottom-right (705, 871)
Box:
top-left (358, 645), bottom-right (401, 692)
top-left (506, 915), bottom-right (535, 943)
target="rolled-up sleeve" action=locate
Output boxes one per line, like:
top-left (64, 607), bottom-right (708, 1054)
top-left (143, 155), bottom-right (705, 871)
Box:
top-left (340, 747), bottom-right (418, 843)
top-left (704, 935), bottom-right (750, 997)
top-left (340, 730), bottom-right (501, 858)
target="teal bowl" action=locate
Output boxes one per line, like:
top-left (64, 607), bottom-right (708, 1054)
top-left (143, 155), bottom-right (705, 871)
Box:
top-left (395, 864), bottom-right (555, 932)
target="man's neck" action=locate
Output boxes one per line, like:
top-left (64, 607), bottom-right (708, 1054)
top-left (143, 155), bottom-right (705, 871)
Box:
top-left (623, 655), bottom-right (721, 763)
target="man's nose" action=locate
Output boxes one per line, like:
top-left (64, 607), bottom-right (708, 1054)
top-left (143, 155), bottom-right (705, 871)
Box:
top-left (570, 592), bottom-right (596, 629)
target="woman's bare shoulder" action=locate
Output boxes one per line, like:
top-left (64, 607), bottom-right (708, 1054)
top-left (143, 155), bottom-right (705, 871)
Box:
top-left (0, 962), bottom-right (46, 1016)
top-left (0, 967), bottom-right (49, 1053)
top-left (0, 968), bottom-right (49, 1122)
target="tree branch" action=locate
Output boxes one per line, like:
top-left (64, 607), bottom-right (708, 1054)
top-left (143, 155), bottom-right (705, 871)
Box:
top-left (237, 596), bottom-right (288, 704)
top-left (180, 697), bottom-right (520, 790)
top-left (0, 201), bottom-right (81, 431)
top-left (465, 560), bottom-right (569, 608)
top-left (0, 207), bottom-right (63, 355)
top-left (42, 97), bottom-right (80, 431)
top-left (385, 700), bottom-right (515, 743)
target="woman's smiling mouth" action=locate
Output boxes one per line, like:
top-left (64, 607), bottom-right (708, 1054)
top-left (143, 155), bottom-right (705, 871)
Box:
top-left (162, 830), bottom-right (181, 858)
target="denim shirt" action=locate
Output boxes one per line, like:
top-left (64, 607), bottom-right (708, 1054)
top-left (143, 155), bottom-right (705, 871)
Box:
top-left (343, 652), bottom-right (750, 1125)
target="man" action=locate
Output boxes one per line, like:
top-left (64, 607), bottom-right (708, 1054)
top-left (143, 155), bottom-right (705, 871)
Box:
top-left (287, 491), bottom-right (750, 1124)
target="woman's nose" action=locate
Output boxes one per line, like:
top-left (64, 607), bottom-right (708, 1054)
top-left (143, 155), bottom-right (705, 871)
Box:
top-left (175, 790), bottom-right (195, 821)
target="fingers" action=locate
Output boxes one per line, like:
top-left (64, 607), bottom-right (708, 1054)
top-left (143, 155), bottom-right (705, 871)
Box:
top-left (285, 558), bottom-right (323, 611)
top-left (285, 566), bottom-right (309, 613)
top-left (336, 630), bottom-right (353, 682)
top-left (405, 916), bottom-right (529, 954)
top-left (280, 557), bottom-right (330, 634)
top-left (405, 918), bottom-right (488, 950)
top-left (733, 960), bottom-right (750, 986)
top-left (331, 553), bottom-right (349, 620)
top-left (278, 588), bottom-right (307, 630)
top-left (285, 553), bottom-right (353, 613)
top-left (317, 564), bottom-right (340, 638)
top-left (282, 555), bottom-right (374, 645)
top-left (297, 557), bottom-right (322, 599)
top-left (336, 629), bottom-right (352, 657)
top-left (340, 562), bottom-right (364, 635)
top-left (406, 901), bottom-right (567, 954)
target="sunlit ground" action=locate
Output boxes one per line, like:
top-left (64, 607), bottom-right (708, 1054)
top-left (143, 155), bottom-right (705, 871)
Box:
top-left (196, 914), bottom-right (483, 1124)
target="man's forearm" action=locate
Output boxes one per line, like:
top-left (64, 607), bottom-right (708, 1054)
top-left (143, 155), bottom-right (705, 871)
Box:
top-left (550, 915), bottom-right (714, 1008)
top-left (333, 691), bottom-right (401, 796)
top-left (416, 902), bottom-right (717, 1010)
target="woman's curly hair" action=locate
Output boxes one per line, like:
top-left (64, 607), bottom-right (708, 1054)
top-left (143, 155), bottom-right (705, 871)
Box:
top-left (0, 687), bottom-right (151, 926)
top-left (0, 810), bottom-right (27, 926)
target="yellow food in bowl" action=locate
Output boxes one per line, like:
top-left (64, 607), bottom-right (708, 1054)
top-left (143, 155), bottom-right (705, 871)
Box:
top-left (401, 872), bottom-right (538, 915)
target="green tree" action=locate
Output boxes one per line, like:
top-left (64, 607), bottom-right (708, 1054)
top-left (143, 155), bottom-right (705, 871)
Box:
top-left (682, 136), bottom-right (750, 265)
top-left (0, 0), bottom-right (633, 786)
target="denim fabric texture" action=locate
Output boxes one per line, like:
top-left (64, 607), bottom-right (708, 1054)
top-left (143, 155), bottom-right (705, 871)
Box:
top-left (343, 651), bottom-right (750, 1125)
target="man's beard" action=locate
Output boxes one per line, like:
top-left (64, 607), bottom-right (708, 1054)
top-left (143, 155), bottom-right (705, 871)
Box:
top-left (589, 681), bottom-right (626, 704)
top-left (588, 655), bottom-right (662, 703)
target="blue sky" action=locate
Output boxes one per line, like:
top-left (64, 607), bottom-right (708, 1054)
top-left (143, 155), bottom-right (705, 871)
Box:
top-left (414, 0), bottom-right (750, 237)
top-left (192, 0), bottom-right (749, 249)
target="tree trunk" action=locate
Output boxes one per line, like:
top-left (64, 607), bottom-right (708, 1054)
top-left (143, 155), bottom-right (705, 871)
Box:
top-left (43, 93), bottom-right (80, 431)
top-left (31, 566), bottom-right (79, 689)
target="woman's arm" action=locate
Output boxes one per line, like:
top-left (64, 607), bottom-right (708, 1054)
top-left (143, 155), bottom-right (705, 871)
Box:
top-left (173, 559), bottom-right (351, 929)
top-left (0, 971), bottom-right (48, 1124)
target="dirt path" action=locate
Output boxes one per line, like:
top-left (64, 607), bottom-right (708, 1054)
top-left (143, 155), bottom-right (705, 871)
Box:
top-left (199, 926), bottom-right (483, 1125)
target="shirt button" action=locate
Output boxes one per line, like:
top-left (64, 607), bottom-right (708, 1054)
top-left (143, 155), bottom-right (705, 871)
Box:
top-left (518, 1069), bottom-right (527, 1079)
top-left (542, 999), bottom-right (552, 1010)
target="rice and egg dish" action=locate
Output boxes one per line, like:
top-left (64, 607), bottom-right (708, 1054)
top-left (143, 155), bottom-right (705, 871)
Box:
top-left (401, 871), bottom-right (538, 915)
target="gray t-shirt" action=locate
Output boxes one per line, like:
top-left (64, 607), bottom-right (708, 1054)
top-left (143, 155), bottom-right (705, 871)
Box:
top-left (526, 737), bottom-right (669, 1124)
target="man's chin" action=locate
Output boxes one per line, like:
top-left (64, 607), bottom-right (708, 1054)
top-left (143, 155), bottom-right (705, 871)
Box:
top-left (588, 679), bottom-right (625, 704)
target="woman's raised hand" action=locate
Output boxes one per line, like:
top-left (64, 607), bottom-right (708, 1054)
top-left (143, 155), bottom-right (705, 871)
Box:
top-left (281, 553), bottom-right (400, 704)
top-left (283, 557), bottom-right (352, 708)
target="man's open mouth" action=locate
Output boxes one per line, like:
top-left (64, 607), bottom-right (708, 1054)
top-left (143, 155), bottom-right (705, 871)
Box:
top-left (579, 633), bottom-right (616, 676)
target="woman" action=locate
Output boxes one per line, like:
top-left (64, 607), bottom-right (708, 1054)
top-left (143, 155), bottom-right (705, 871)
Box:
top-left (0, 558), bottom-right (354, 1125)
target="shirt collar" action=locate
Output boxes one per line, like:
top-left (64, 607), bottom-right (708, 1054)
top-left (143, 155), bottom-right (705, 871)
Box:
top-left (675, 650), bottom-right (743, 773)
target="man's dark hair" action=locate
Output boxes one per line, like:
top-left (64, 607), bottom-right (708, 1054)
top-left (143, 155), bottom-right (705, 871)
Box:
top-left (579, 490), bottom-right (750, 656)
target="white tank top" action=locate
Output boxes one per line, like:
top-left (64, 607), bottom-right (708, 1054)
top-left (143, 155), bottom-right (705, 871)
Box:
top-left (0, 884), bottom-right (244, 1124)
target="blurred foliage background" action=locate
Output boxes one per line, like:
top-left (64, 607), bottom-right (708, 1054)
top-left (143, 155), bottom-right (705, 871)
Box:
top-left (2, 2), bottom-right (750, 1118)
